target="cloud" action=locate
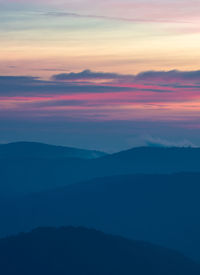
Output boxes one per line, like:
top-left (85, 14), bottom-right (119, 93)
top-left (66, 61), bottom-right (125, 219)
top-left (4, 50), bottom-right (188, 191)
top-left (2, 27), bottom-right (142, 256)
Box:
top-left (0, 76), bottom-right (38, 83)
top-left (51, 69), bottom-right (126, 82)
top-left (2, 70), bottom-right (200, 93)
top-left (136, 70), bottom-right (200, 83)
top-left (0, 74), bottom-right (130, 96)
top-left (43, 0), bottom-right (200, 24)
top-left (1, 69), bottom-right (200, 124)
top-left (143, 136), bottom-right (197, 148)
top-left (44, 11), bottom-right (153, 23)
top-left (52, 69), bottom-right (200, 85)
top-left (1, 69), bottom-right (200, 100)
top-left (1, 69), bottom-right (200, 99)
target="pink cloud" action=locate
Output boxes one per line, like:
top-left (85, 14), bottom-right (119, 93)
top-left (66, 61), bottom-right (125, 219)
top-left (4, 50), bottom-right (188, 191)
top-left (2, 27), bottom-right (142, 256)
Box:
top-left (1, 69), bottom-right (200, 123)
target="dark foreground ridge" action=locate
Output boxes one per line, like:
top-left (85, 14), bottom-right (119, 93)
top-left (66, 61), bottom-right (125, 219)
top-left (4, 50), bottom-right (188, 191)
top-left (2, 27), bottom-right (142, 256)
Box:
top-left (0, 227), bottom-right (199, 275)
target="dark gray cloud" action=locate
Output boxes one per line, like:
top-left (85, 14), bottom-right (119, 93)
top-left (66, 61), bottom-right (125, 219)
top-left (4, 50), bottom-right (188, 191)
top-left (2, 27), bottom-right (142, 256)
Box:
top-left (1, 69), bottom-right (200, 98)
top-left (51, 69), bottom-right (125, 81)
top-left (136, 70), bottom-right (200, 82)
top-left (0, 76), bottom-right (38, 83)
top-left (0, 74), bottom-right (131, 96)
top-left (52, 69), bottom-right (200, 84)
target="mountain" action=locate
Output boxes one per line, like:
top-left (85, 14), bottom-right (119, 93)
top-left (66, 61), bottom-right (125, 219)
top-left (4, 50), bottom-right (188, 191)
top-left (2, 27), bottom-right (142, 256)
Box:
top-left (94, 146), bottom-right (200, 174)
top-left (2, 146), bottom-right (200, 196)
top-left (0, 141), bottom-right (107, 159)
top-left (1, 173), bottom-right (200, 261)
top-left (0, 227), bottom-right (199, 275)
top-left (0, 141), bottom-right (104, 196)
top-left (0, 156), bottom-right (88, 196)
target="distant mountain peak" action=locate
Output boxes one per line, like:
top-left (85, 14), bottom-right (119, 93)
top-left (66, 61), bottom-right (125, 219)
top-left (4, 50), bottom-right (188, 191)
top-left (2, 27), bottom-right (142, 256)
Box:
top-left (0, 141), bottom-right (107, 159)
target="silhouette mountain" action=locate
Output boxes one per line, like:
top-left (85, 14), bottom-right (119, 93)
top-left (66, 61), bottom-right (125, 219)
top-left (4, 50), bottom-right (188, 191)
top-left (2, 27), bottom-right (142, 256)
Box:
top-left (1, 145), bottom-right (200, 196)
top-left (0, 227), bottom-right (199, 275)
top-left (1, 173), bottom-right (200, 261)
top-left (0, 141), bottom-right (106, 159)
top-left (95, 146), bottom-right (200, 174)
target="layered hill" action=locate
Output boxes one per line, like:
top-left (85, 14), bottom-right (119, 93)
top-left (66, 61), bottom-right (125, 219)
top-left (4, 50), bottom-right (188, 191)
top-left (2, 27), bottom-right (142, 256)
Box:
top-left (1, 173), bottom-right (200, 261)
top-left (1, 145), bottom-right (200, 195)
top-left (0, 227), bottom-right (199, 275)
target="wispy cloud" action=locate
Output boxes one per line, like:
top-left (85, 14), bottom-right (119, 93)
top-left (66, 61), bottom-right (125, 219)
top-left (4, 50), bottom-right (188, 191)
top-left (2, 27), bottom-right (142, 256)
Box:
top-left (143, 136), bottom-right (197, 148)
top-left (44, 10), bottom-right (169, 23)
top-left (42, 0), bottom-right (200, 24)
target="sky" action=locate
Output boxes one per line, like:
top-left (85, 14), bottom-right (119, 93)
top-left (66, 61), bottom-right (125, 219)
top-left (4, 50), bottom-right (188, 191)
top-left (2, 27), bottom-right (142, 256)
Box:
top-left (0, 0), bottom-right (200, 151)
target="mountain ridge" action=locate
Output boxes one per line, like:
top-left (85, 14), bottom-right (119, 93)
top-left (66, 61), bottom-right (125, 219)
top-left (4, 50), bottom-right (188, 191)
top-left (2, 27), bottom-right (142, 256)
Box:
top-left (1, 172), bottom-right (200, 261)
top-left (0, 226), bottom-right (199, 275)
top-left (0, 141), bottom-right (107, 159)
top-left (2, 144), bottom-right (200, 196)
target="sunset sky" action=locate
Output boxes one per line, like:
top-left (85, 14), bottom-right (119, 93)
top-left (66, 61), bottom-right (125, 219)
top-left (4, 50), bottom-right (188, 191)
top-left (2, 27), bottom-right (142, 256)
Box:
top-left (0, 0), bottom-right (200, 151)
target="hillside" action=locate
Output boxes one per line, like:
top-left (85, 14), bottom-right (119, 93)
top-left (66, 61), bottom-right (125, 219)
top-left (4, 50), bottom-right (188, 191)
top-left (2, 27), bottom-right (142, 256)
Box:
top-left (1, 173), bottom-right (200, 261)
top-left (0, 142), bottom-right (106, 159)
top-left (95, 146), bottom-right (200, 174)
top-left (2, 145), bottom-right (200, 196)
top-left (0, 227), bottom-right (199, 275)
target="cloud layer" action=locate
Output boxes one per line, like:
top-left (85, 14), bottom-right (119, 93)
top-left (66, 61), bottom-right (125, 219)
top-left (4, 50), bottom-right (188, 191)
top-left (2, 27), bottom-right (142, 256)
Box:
top-left (3, 0), bottom-right (199, 23)
top-left (52, 69), bottom-right (200, 84)
top-left (1, 69), bottom-right (200, 125)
